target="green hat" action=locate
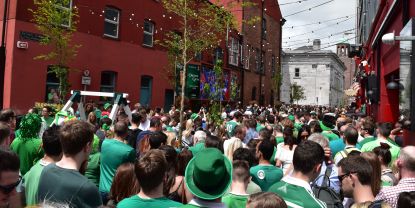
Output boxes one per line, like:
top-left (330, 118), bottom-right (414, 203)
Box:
top-left (104, 103), bottom-right (112, 110)
top-left (185, 148), bottom-right (232, 200)
top-left (190, 113), bottom-right (200, 121)
top-left (288, 115), bottom-right (295, 121)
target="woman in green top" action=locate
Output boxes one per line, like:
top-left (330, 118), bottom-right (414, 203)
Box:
top-left (373, 143), bottom-right (398, 187)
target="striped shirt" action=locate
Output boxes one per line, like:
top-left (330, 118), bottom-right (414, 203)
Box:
top-left (269, 176), bottom-right (327, 208)
top-left (375, 178), bottom-right (415, 208)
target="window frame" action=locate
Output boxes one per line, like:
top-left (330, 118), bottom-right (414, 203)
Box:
top-left (228, 37), bottom-right (239, 66)
top-left (143, 20), bottom-right (155, 47)
top-left (294, 68), bottom-right (300, 78)
top-left (103, 7), bottom-right (120, 39)
top-left (55, 0), bottom-right (73, 28)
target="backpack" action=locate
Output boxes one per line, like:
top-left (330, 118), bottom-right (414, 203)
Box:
top-left (312, 166), bottom-right (344, 208)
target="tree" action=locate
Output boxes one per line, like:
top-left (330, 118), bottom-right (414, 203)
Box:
top-left (291, 83), bottom-right (306, 104)
top-left (30, 0), bottom-right (80, 103)
top-left (160, 0), bottom-right (235, 146)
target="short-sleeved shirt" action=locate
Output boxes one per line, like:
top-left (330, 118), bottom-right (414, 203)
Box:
top-left (250, 165), bottom-right (283, 191)
top-left (23, 160), bottom-right (48, 206)
top-left (275, 136), bottom-right (284, 144)
top-left (38, 163), bottom-right (102, 207)
top-left (10, 137), bottom-right (44, 175)
top-left (269, 176), bottom-right (327, 208)
top-left (357, 136), bottom-right (376, 147)
top-left (375, 178), bottom-right (415, 208)
top-left (117, 195), bottom-right (182, 208)
top-left (222, 193), bottom-right (249, 208)
top-left (333, 146), bottom-right (361, 165)
top-left (99, 139), bottom-right (136, 193)
top-left (226, 120), bottom-right (240, 137)
top-left (361, 139), bottom-right (401, 162)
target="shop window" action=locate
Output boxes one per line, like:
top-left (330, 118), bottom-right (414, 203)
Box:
top-left (45, 66), bottom-right (60, 102)
top-left (104, 7), bottom-right (120, 38)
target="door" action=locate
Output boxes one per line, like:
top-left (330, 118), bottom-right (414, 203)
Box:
top-left (164, 89), bottom-right (174, 112)
top-left (140, 76), bottom-right (153, 107)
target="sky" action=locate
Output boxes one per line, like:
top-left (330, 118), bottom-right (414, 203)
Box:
top-left (279, 0), bottom-right (357, 52)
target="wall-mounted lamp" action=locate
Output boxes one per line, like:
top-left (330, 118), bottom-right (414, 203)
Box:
top-left (382, 32), bottom-right (415, 45)
top-left (386, 75), bottom-right (404, 90)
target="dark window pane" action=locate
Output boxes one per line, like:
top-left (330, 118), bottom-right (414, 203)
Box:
top-left (143, 34), bottom-right (153, 46)
top-left (144, 21), bottom-right (153, 33)
top-left (104, 22), bottom-right (118, 37)
top-left (105, 8), bottom-right (119, 22)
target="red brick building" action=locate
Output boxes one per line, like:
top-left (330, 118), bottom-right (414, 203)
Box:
top-left (0, 0), bottom-right (282, 112)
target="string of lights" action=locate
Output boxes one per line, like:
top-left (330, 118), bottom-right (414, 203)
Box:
top-left (284, 0), bottom-right (335, 17)
top-left (282, 17), bottom-right (354, 39)
top-left (279, 0), bottom-right (313, 6)
top-left (283, 28), bottom-right (355, 47)
top-left (302, 36), bottom-right (357, 53)
top-left (283, 14), bottom-right (355, 29)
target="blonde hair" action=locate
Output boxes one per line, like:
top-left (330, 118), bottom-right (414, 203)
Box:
top-left (182, 119), bottom-right (194, 138)
top-left (351, 201), bottom-right (391, 208)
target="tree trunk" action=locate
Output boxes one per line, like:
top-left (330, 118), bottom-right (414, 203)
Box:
top-left (177, 0), bottom-right (187, 149)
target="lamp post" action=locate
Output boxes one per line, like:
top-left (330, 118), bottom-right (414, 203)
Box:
top-left (382, 32), bottom-right (415, 45)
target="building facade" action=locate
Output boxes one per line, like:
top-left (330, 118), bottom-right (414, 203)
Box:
top-left (280, 40), bottom-right (346, 107)
top-left (354, 0), bottom-right (415, 129)
top-left (0, 0), bottom-right (282, 112)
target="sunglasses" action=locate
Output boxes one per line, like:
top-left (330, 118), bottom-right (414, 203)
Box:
top-left (338, 172), bottom-right (354, 182)
top-left (0, 176), bottom-right (22, 194)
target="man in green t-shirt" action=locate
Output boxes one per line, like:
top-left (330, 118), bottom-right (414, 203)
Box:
top-left (269, 140), bottom-right (327, 208)
top-left (250, 139), bottom-right (283, 191)
top-left (37, 120), bottom-right (102, 207)
top-left (117, 149), bottom-right (182, 208)
top-left (85, 135), bottom-right (101, 187)
top-left (23, 126), bottom-right (62, 206)
top-left (222, 160), bottom-right (250, 208)
top-left (357, 120), bottom-right (377, 147)
top-left (10, 113), bottom-right (44, 175)
top-left (361, 122), bottom-right (401, 162)
top-left (99, 122), bottom-right (136, 203)
top-left (226, 111), bottom-right (242, 137)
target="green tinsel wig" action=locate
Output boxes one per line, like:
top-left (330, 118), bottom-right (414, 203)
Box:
top-left (19, 113), bottom-right (42, 138)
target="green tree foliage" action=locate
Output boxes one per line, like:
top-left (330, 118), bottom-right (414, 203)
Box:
top-left (30, 0), bottom-right (80, 102)
top-left (160, 0), bottom-right (235, 145)
top-left (291, 83), bottom-right (306, 104)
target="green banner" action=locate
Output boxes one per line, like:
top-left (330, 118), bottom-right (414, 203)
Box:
top-left (176, 64), bottom-right (200, 99)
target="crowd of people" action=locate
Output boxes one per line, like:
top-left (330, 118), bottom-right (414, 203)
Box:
top-left (0, 101), bottom-right (414, 208)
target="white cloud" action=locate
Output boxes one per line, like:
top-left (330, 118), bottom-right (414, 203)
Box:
top-left (280, 0), bottom-right (356, 52)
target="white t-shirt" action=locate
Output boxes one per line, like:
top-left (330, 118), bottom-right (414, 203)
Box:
top-left (275, 143), bottom-right (295, 175)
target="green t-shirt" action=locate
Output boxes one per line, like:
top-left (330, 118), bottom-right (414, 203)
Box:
top-left (117, 195), bottom-right (182, 208)
top-left (358, 136), bottom-right (376, 148)
top-left (23, 160), bottom-right (46, 206)
top-left (321, 131), bottom-right (340, 142)
top-left (99, 139), bottom-right (136, 193)
top-left (250, 165), bottom-right (283, 191)
top-left (226, 120), bottom-right (240, 137)
top-left (269, 177), bottom-right (327, 208)
top-left (42, 116), bottom-right (54, 127)
top-left (189, 142), bottom-right (205, 156)
top-left (85, 152), bottom-right (100, 187)
top-left (276, 136), bottom-right (284, 144)
top-left (38, 163), bottom-right (102, 207)
top-left (10, 137), bottom-right (44, 175)
top-left (222, 193), bottom-right (249, 208)
top-left (361, 140), bottom-right (401, 163)
top-left (256, 123), bottom-right (265, 132)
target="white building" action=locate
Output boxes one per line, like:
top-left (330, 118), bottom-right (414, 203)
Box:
top-left (280, 40), bottom-right (346, 107)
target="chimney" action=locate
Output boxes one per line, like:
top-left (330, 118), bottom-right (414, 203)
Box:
top-left (313, 39), bottom-right (321, 50)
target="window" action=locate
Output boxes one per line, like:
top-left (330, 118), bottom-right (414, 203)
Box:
top-left (104, 7), bottom-right (120, 38)
top-left (252, 87), bottom-right (257, 100)
top-left (255, 48), bottom-right (260, 71)
top-left (100, 71), bottom-right (117, 92)
top-left (143, 20), bottom-right (154, 47)
top-left (55, 0), bottom-right (73, 27)
top-left (45, 66), bottom-right (60, 102)
top-left (312, 64), bottom-right (317, 68)
top-left (140, 76), bottom-right (153, 107)
top-left (214, 47), bottom-right (223, 64)
top-left (229, 37), bottom-right (239, 66)
top-left (271, 55), bottom-right (276, 76)
top-left (295, 68), bottom-right (300, 77)
top-left (260, 51), bottom-right (265, 74)
top-left (262, 18), bottom-right (267, 39)
top-left (243, 44), bottom-right (251, 69)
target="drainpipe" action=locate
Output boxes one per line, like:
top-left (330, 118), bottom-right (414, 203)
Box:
top-left (0, 0), bottom-right (9, 108)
